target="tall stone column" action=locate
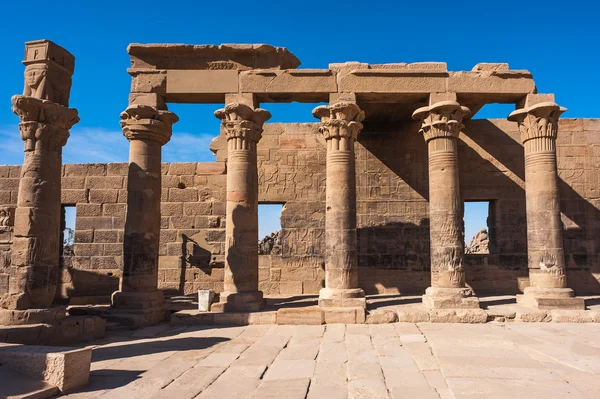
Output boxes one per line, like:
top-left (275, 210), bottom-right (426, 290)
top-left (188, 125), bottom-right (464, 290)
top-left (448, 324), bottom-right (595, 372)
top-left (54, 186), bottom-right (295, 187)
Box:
top-left (312, 100), bottom-right (366, 308)
top-left (0, 40), bottom-right (79, 325)
top-left (213, 102), bottom-right (270, 312)
top-left (412, 99), bottom-right (479, 309)
top-left (508, 95), bottom-right (584, 309)
top-left (111, 104), bottom-right (178, 325)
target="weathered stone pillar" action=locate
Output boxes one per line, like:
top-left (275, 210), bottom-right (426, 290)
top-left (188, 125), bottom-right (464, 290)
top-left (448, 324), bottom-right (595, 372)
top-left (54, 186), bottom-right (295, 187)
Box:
top-left (508, 95), bottom-right (584, 309)
top-left (312, 100), bottom-right (366, 308)
top-left (212, 102), bottom-right (270, 312)
top-left (111, 103), bottom-right (178, 324)
top-left (0, 40), bottom-right (79, 325)
top-left (413, 98), bottom-right (479, 309)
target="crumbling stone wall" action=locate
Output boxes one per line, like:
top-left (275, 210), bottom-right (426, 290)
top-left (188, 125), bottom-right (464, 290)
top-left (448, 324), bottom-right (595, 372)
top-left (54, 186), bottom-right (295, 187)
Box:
top-left (0, 118), bottom-right (598, 300)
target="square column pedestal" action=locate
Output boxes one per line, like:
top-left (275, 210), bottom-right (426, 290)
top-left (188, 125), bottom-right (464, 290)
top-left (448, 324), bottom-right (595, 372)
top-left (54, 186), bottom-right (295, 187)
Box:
top-left (517, 287), bottom-right (584, 310)
top-left (422, 287), bottom-right (480, 310)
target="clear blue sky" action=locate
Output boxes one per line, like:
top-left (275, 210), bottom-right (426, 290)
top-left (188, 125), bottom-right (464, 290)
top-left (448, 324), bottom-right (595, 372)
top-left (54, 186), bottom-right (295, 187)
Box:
top-left (1, 0), bottom-right (598, 242)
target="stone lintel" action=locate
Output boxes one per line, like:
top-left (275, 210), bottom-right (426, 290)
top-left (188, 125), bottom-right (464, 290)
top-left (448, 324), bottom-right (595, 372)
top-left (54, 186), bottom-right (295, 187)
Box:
top-left (167, 70), bottom-right (239, 95)
top-left (448, 70), bottom-right (535, 95)
top-left (338, 69), bottom-right (448, 94)
top-left (127, 43), bottom-right (301, 70)
top-left (240, 69), bottom-right (337, 99)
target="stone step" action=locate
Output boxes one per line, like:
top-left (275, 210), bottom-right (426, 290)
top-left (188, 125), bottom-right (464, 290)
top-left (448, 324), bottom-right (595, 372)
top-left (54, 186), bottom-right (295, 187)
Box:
top-left (0, 364), bottom-right (58, 399)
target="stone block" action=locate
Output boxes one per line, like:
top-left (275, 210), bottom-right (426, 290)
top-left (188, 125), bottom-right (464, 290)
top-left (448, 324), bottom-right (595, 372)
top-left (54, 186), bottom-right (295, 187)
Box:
top-left (338, 69), bottom-right (447, 93)
top-left (169, 188), bottom-right (198, 202)
top-left (240, 69), bottom-right (336, 96)
top-left (0, 345), bottom-right (92, 393)
top-left (365, 309), bottom-right (399, 324)
top-left (323, 307), bottom-right (364, 324)
top-left (85, 176), bottom-right (124, 189)
top-left (88, 189), bottom-right (118, 203)
top-left (198, 289), bottom-right (215, 312)
top-left (168, 162), bottom-right (197, 176)
top-left (62, 189), bottom-right (88, 204)
top-left (197, 162), bottom-right (226, 175)
top-left (167, 70), bottom-right (239, 95)
top-left (429, 309), bottom-right (488, 323)
top-left (396, 308), bottom-right (430, 323)
top-left (277, 307), bottom-right (323, 325)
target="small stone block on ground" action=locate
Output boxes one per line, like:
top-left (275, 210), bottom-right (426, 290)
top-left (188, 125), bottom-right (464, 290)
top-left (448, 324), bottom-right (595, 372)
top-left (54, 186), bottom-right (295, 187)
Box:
top-left (0, 344), bottom-right (92, 393)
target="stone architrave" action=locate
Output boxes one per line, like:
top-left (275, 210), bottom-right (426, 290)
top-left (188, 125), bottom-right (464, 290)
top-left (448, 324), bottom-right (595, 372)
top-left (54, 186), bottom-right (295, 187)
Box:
top-left (508, 97), bottom-right (584, 309)
top-left (0, 41), bottom-right (79, 325)
top-left (111, 104), bottom-right (178, 325)
top-left (212, 102), bottom-right (271, 312)
top-left (312, 100), bottom-right (366, 308)
top-left (412, 99), bottom-right (480, 309)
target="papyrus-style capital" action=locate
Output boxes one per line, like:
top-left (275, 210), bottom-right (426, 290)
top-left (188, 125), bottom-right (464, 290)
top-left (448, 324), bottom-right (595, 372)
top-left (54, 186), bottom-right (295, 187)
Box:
top-left (120, 104), bottom-right (179, 146)
top-left (507, 102), bottom-right (567, 145)
top-left (312, 102), bottom-right (365, 141)
top-left (412, 101), bottom-right (471, 142)
top-left (12, 95), bottom-right (79, 151)
top-left (215, 103), bottom-right (271, 145)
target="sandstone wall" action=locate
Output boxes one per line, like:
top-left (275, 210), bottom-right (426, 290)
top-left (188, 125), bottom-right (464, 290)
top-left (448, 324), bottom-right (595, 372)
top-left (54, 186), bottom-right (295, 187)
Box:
top-left (0, 118), bottom-right (598, 301)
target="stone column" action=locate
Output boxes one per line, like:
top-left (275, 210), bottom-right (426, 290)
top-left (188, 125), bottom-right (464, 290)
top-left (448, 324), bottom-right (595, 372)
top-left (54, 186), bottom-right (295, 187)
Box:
top-left (111, 104), bottom-right (178, 324)
top-left (412, 98), bottom-right (479, 309)
top-left (312, 100), bottom-right (366, 308)
top-left (213, 102), bottom-right (270, 312)
top-left (0, 40), bottom-right (79, 325)
top-left (508, 95), bottom-right (584, 309)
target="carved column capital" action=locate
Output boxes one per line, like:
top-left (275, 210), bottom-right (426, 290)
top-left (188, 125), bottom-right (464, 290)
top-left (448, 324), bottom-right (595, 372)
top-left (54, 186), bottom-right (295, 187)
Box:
top-left (214, 103), bottom-right (271, 145)
top-left (508, 102), bottom-right (566, 145)
top-left (11, 95), bottom-right (79, 151)
top-left (312, 102), bottom-right (365, 142)
top-left (120, 104), bottom-right (179, 146)
top-left (412, 101), bottom-right (471, 142)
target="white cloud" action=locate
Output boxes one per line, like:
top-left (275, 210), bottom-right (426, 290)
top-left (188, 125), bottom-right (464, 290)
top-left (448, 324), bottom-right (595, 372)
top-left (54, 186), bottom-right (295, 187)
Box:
top-left (0, 125), bottom-right (218, 165)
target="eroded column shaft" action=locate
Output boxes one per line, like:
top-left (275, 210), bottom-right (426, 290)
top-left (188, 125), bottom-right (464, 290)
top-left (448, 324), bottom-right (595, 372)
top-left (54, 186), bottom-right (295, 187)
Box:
top-left (313, 101), bottom-right (365, 306)
top-left (427, 136), bottom-right (464, 288)
top-left (112, 104), bottom-right (177, 315)
top-left (121, 139), bottom-right (162, 292)
top-left (214, 102), bottom-right (270, 311)
top-left (225, 147), bottom-right (259, 293)
top-left (524, 147), bottom-right (565, 288)
top-left (8, 126), bottom-right (65, 309)
top-left (325, 150), bottom-right (358, 290)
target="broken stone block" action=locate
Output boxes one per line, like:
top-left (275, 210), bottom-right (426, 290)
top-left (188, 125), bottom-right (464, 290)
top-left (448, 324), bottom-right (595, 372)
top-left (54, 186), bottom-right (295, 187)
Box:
top-left (198, 289), bottom-right (215, 312)
top-left (0, 344), bottom-right (92, 393)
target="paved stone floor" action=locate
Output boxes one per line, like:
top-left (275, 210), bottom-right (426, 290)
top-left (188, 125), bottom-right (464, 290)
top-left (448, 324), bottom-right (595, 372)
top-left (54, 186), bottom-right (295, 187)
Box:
top-left (62, 322), bottom-right (600, 399)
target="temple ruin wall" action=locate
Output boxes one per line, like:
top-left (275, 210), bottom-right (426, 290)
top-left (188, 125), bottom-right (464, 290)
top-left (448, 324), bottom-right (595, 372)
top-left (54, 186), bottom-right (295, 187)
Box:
top-left (1, 118), bottom-right (598, 302)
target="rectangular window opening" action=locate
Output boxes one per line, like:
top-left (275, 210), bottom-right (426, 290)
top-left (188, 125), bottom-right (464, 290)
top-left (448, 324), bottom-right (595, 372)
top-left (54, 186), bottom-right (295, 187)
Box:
top-left (464, 201), bottom-right (494, 255)
top-left (258, 203), bottom-right (284, 255)
top-left (61, 205), bottom-right (76, 262)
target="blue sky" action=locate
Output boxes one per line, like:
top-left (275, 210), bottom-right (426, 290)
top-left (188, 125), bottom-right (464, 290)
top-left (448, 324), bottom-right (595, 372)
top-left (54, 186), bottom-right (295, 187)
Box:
top-left (1, 0), bottom-right (598, 242)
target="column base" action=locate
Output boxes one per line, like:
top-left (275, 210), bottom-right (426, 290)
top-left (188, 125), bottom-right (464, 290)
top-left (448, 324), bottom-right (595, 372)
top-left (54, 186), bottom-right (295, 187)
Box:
top-left (422, 287), bottom-right (480, 310)
top-left (318, 288), bottom-right (366, 308)
top-left (0, 306), bottom-right (67, 326)
top-left (210, 291), bottom-right (264, 312)
top-left (110, 290), bottom-right (167, 327)
top-left (517, 287), bottom-right (585, 310)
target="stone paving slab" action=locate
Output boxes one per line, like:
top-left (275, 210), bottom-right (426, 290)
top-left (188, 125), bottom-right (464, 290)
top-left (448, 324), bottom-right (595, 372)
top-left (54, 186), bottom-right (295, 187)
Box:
top-left (59, 322), bottom-right (600, 398)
